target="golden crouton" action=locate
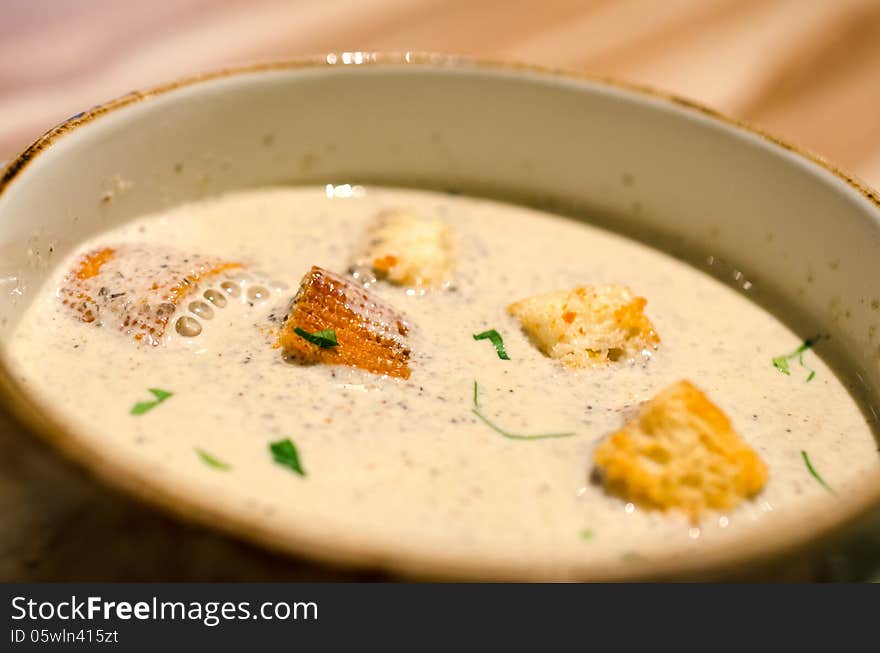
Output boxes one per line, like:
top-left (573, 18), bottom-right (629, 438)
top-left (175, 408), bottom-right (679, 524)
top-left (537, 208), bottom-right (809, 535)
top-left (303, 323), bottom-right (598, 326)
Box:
top-left (279, 266), bottom-right (411, 379)
top-left (352, 209), bottom-right (454, 289)
top-left (593, 380), bottom-right (768, 520)
top-left (59, 244), bottom-right (242, 345)
top-left (507, 285), bottom-right (659, 367)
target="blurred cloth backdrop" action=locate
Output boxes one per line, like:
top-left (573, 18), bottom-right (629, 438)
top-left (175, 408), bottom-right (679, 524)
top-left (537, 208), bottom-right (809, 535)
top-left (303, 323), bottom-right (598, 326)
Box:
top-left (2, 0), bottom-right (880, 187)
top-left (3, 0), bottom-right (880, 581)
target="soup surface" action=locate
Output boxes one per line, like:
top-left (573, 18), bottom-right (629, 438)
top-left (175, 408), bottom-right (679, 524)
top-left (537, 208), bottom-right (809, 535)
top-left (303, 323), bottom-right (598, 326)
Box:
top-left (5, 186), bottom-right (878, 575)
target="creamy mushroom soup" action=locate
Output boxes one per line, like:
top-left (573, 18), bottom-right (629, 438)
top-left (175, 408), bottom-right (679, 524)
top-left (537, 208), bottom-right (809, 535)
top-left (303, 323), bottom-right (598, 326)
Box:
top-left (5, 186), bottom-right (878, 570)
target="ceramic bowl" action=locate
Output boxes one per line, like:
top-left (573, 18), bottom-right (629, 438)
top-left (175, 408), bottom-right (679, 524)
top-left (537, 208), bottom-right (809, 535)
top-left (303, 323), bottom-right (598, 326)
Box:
top-left (1, 54), bottom-right (879, 580)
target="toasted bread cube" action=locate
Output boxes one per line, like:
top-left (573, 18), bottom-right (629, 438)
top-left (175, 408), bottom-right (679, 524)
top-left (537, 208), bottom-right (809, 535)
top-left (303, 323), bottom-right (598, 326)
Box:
top-left (507, 285), bottom-right (659, 367)
top-left (352, 209), bottom-right (454, 289)
top-left (59, 244), bottom-right (243, 345)
top-left (594, 380), bottom-right (768, 520)
top-left (279, 266), bottom-right (411, 379)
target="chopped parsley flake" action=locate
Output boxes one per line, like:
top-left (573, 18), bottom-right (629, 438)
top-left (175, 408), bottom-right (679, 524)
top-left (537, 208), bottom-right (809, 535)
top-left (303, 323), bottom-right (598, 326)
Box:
top-left (130, 388), bottom-right (173, 415)
top-left (801, 450), bottom-right (834, 495)
top-left (772, 336), bottom-right (821, 382)
top-left (197, 449), bottom-right (231, 470)
top-left (270, 438), bottom-right (306, 476)
top-left (579, 528), bottom-right (594, 541)
top-left (473, 329), bottom-right (510, 360)
top-left (471, 380), bottom-right (575, 441)
top-left (294, 327), bottom-right (338, 348)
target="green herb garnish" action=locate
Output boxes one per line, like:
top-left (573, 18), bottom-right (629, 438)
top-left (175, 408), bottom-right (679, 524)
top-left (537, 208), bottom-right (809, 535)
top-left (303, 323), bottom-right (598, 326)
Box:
top-left (473, 329), bottom-right (510, 360)
top-left (197, 448), bottom-right (231, 470)
top-left (772, 335), bottom-right (820, 382)
top-left (801, 450), bottom-right (835, 495)
top-left (130, 388), bottom-right (173, 415)
top-left (471, 380), bottom-right (576, 441)
top-left (579, 528), bottom-right (594, 541)
top-left (270, 438), bottom-right (306, 476)
top-left (294, 327), bottom-right (338, 348)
